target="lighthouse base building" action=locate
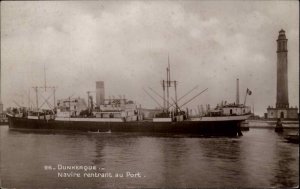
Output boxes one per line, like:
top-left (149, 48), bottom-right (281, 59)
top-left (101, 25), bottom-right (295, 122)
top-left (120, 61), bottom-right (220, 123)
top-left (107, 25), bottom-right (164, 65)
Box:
top-left (267, 106), bottom-right (298, 119)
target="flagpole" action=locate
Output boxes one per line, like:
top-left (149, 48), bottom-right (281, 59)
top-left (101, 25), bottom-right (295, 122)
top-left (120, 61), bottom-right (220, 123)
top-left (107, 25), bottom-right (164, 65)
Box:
top-left (244, 89), bottom-right (248, 106)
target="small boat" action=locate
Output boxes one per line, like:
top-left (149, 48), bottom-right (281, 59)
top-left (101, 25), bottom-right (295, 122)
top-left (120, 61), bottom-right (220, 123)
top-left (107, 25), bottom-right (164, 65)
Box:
top-left (88, 129), bottom-right (111, 134)
top-left (284, 133), bottom-right (299, 144)
top-left (275, 119), bottom-right (284, 133)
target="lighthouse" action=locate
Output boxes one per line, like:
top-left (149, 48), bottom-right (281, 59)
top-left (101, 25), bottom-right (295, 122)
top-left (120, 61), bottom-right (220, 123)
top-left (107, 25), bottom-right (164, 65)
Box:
top-left (266, 30), bottom-right (298, 119)
top-left (0, 60), bottom-right (3, 113)
top-left (276, 29), bottom-right (289, 108)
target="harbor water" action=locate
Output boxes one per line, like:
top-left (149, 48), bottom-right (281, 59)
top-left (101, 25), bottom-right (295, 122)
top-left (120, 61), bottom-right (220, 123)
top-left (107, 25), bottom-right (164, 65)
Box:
top-left (0, 125), bottom-right (298, 188)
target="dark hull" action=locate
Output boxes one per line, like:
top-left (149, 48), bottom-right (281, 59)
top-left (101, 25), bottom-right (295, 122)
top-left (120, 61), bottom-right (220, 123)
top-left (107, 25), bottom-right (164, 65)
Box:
top-left (0, 121), bottom-right (8, 125)
top-left (7, 116), bottom-right (243, 136)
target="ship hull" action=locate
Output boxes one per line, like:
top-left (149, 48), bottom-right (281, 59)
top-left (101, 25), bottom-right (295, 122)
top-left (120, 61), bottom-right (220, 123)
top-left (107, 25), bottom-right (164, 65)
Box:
top-left (7, 115), bottom-right (244, 136)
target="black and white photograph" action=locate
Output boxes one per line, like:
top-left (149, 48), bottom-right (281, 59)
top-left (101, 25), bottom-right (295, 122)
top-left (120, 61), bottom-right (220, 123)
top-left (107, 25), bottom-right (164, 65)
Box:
top-left (0, 1), bottom-right (299, 188)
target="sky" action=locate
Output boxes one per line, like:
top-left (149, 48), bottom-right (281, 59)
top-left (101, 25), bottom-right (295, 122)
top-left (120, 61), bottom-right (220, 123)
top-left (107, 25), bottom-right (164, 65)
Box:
top-left (1, 1), bottom-right (299, 116)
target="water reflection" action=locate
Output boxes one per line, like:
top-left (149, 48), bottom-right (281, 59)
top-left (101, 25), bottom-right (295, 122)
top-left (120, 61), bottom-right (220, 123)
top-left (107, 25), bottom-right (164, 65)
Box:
top-left (271, 139), bottom-right (298, 187)
top-left (160, 138), bottom-right (190, 187)
top-left (1, 127), bottom-right (299, 188)
top-left (199, 138), bottom-right (249, 187)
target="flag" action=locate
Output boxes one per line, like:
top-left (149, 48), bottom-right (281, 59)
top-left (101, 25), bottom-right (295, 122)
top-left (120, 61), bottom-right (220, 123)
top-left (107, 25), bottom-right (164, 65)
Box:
top-left (247, 88), bottom-right (252, 95)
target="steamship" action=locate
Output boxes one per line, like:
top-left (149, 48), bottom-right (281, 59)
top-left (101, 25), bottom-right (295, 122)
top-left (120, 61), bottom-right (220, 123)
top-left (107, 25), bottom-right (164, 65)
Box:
top-left (7, 65), bottom-right (251, 137)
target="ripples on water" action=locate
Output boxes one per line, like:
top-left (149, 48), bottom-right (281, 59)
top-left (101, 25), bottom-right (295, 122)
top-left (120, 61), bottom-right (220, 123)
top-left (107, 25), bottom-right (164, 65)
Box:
top-left (0, 126), bottom-right (298, 188)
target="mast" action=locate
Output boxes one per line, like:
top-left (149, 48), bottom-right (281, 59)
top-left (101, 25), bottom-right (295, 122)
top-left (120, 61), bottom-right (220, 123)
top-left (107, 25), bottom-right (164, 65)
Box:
top-left (162, 80), bottom-right (166, 111)
top-left (31, 64), bottom-right (57, 110)
top-left (44, 63), bottom-right (47, 92)
top-left (33, 87), bottom-right (39, 109)
top-left (53, 87), bottom-right (56, 108)
top-left (174, 80), bottom-right (178, 114)
top-left (158, 56), bottom-right (207, 117)
top-left (236, 78), bottom-right (239, 105)
top-left (163, 55), bottom-right (179, 113)
top-left (28, 88), bottom-right (30, 109)
top-left (166, 55), bottom-right (170, 111)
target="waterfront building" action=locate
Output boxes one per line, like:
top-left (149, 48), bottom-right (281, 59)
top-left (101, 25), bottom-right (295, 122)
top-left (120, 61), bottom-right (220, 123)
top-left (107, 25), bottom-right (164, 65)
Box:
top-left (267, 29), bottom-right (298, 119)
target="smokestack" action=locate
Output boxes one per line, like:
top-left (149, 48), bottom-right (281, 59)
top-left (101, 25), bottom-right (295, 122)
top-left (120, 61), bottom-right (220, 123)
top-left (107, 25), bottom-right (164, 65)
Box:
top-left (236, 78), bottom-right (239, 105)
top-left (96, 81), bottom-right (105, 107)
